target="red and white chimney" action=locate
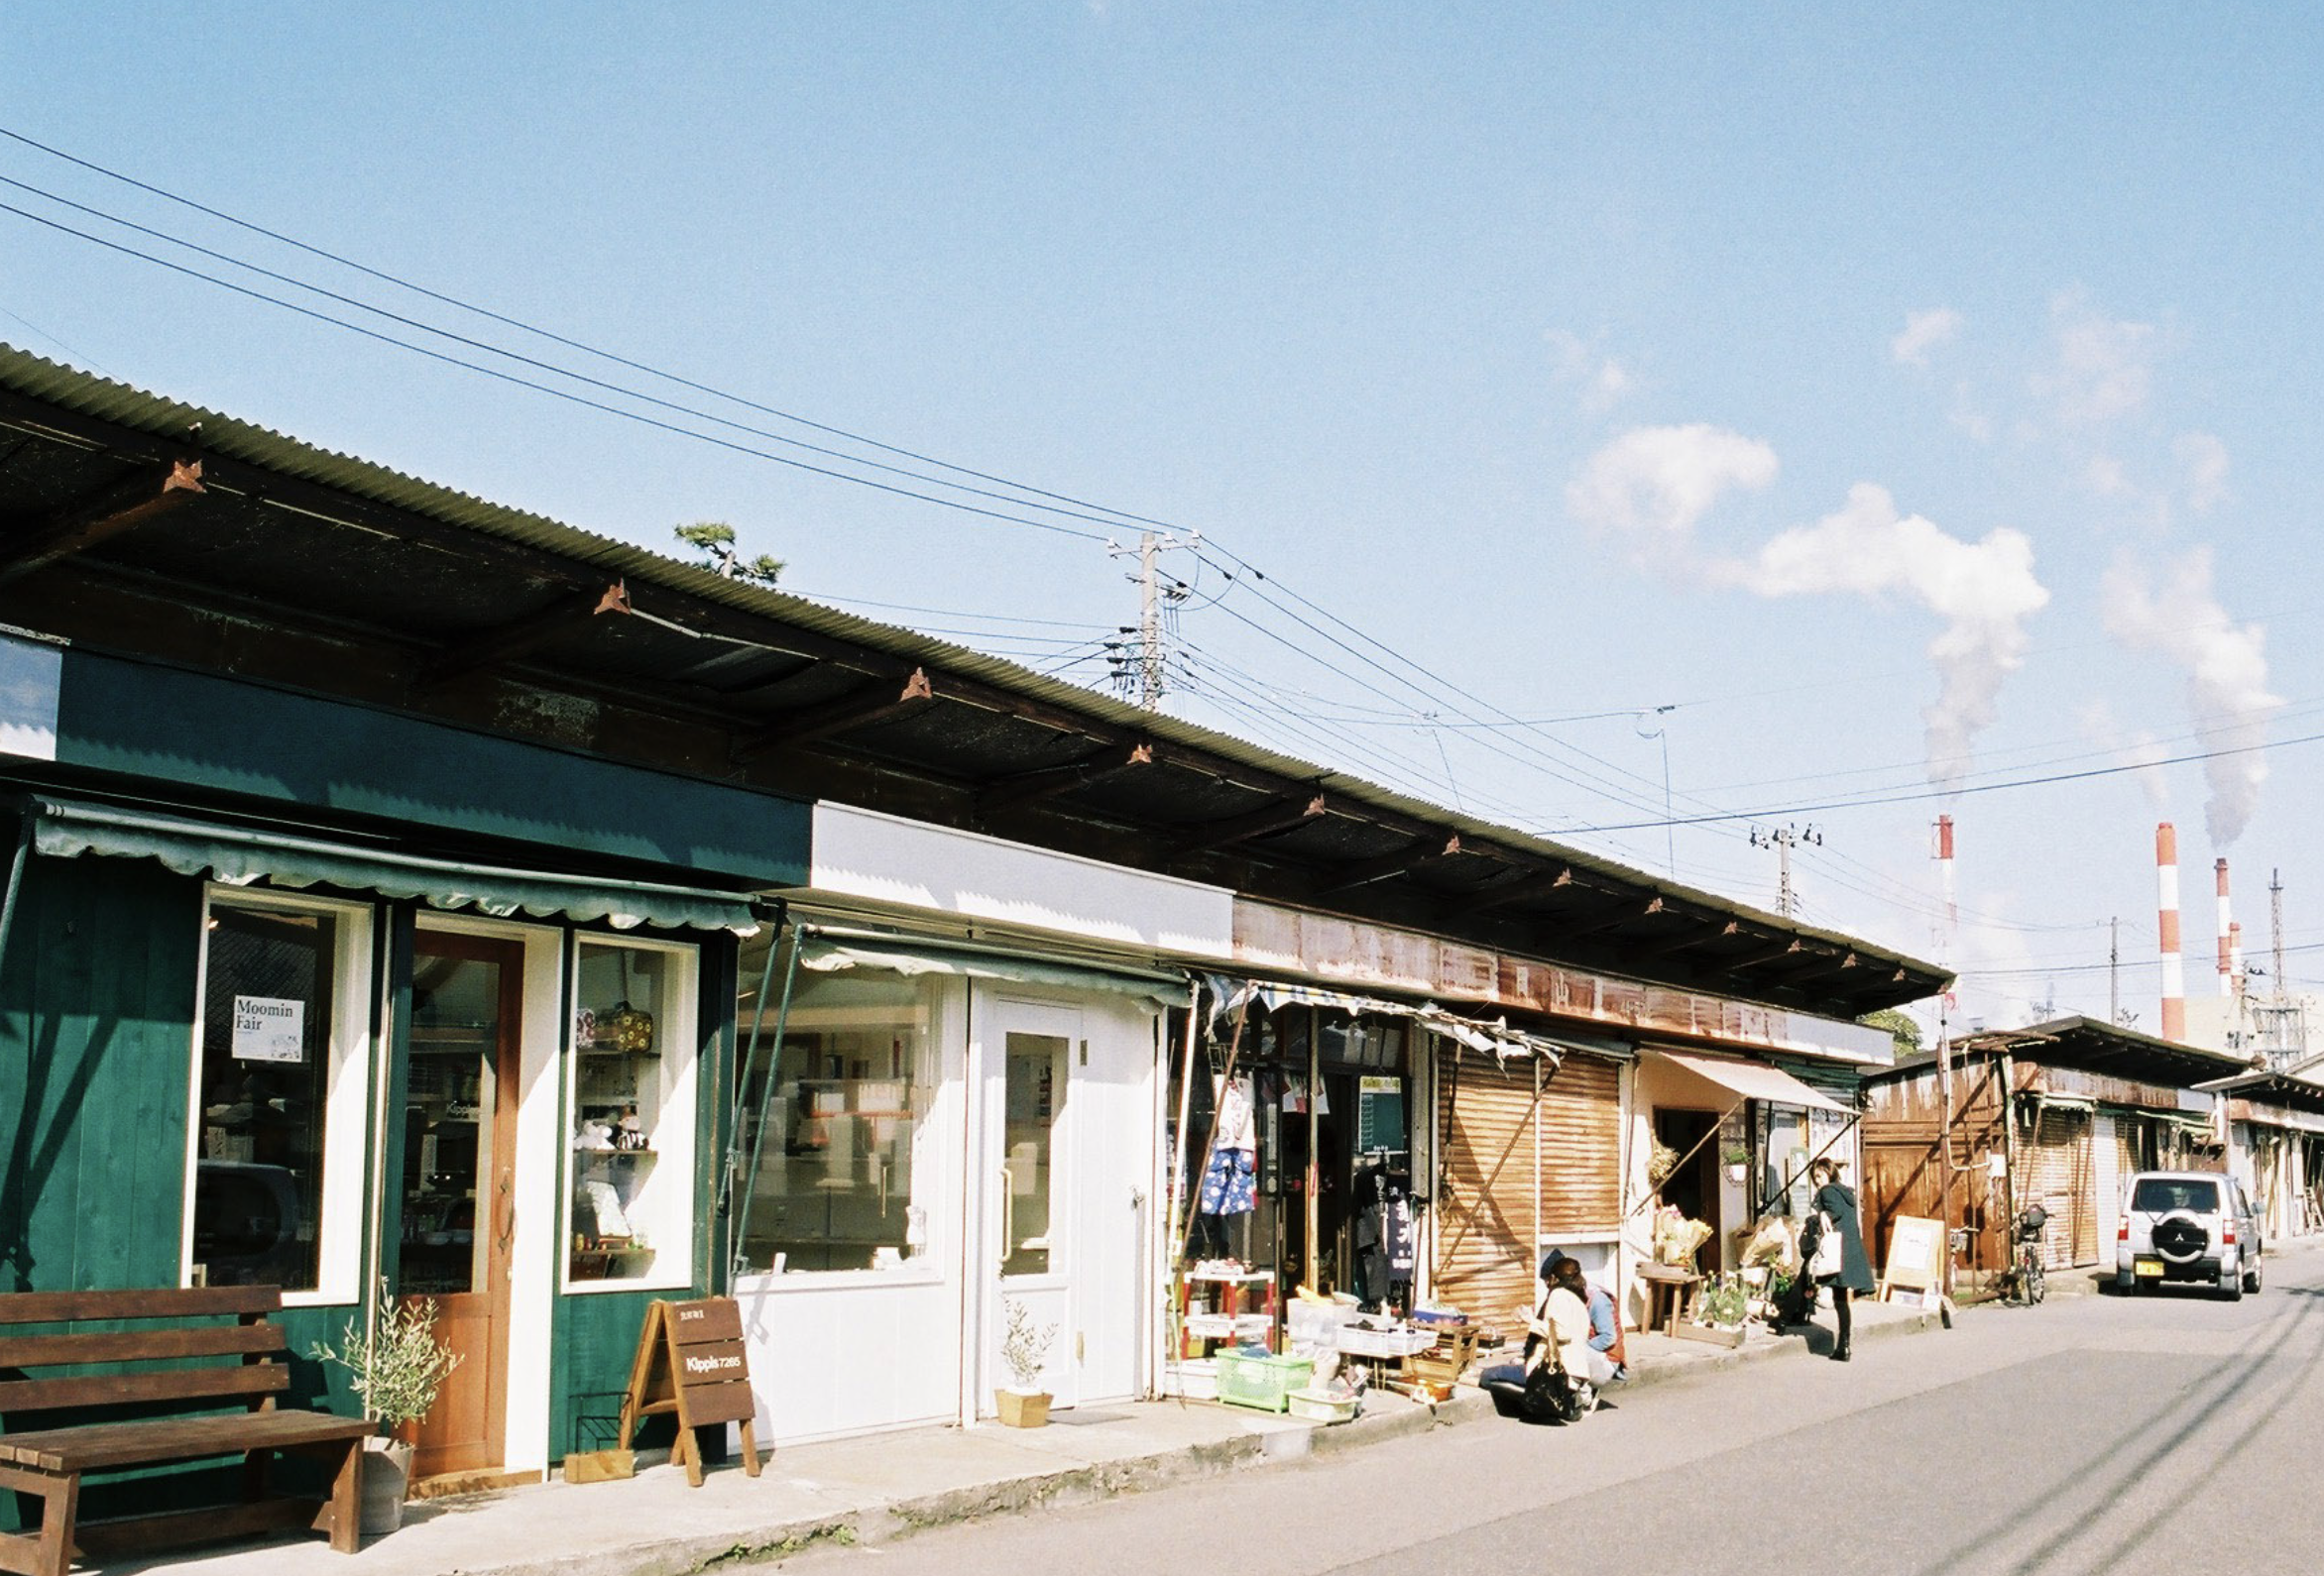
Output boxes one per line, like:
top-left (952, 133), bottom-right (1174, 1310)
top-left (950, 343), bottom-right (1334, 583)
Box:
top-left (2216, 857), bottom-right (2235, 994)
top-left (2158, 824), bottom-right (2186, 1041)
top-left (1934, 815), bottom-right (1957, 957)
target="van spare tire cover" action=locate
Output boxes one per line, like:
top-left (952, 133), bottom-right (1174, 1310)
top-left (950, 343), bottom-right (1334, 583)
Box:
top-left (2153, 1211), bottom-right (2209, 1264)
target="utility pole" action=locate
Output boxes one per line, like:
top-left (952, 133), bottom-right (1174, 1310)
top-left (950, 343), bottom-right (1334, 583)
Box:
top-left (1751, 824), bottom-right (1820, 919)
top-left (2271, 869), bottom-right (2286, 1006)
top-left (2109, 917), bottom-right (2120, 1027)
top-left (1108, 530), bottom-right (1198, 712)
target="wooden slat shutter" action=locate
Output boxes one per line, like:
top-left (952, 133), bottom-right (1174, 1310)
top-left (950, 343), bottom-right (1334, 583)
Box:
top-left (2029, 1106), bottom-right (2095, 1269)
top-left (1539, 1054), bottom-right (1621, 1230)
top-left (1434, 1053), bottom-right (1539, 1327)
top-left (1434, 1051), bottom-right (1624, 1326)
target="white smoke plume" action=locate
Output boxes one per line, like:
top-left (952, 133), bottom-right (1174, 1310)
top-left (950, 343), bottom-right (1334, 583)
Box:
top-left (2079, 699), bottom-right (2172, 813)
top-left (1720, 484), bottom-right (2050, 791)
top-left (1564, 423), bottom-right (1778, 539)
top-left (2102, 548), bottom-right (2279, 846)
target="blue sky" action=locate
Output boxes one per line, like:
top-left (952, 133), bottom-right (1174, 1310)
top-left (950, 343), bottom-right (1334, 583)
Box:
top-left (7, 4), bottom-right (2323, 1031)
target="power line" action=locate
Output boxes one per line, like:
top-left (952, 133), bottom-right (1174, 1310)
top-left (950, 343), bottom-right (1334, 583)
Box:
top-left (0, 126), bottom-right (1177, 538)
top-left (1563, 726), bottom-right (2324, 835)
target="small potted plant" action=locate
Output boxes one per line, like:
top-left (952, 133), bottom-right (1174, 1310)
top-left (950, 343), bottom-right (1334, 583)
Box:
top-left (994, 1298), bottom-right (1057, 1428)
top-left (311, 1295), bottom-right (462, 1534)
top-left (1723, 1146), bottom-right (1751, 1184)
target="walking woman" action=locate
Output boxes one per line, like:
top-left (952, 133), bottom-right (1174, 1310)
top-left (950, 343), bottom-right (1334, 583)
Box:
top-left (1807, 1157), bottom-right (1875, 1360)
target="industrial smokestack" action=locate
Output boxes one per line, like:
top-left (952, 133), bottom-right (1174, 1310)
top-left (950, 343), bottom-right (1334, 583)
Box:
top-left (2158, 824), bottom-right (2186, 1041)
top-left (2231, 920), bottom-right (2246, 996)
top-left (2216, 857), bottom-right (2235, 995)
top-left (1935, 815), bottom-right (1957, 957)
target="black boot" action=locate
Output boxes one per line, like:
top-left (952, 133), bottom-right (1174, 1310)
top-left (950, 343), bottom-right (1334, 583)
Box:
top-left (1831, 1341), bottom-right (1851, 1362)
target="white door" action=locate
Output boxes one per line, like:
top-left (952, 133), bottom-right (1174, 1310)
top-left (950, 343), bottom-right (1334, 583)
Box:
top-left (980, 998), bottom-right (1081, 1412)
top-left (972, 990), bottom-right (1156, 1415)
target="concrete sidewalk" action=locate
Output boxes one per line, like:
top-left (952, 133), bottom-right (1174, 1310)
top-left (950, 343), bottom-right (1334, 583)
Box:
top-left (117, 1297), bottom-right (1936, 1576)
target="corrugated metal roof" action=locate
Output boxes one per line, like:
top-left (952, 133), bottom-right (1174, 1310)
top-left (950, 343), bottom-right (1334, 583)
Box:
top-left (0, 341), bottom-right (1949, 996)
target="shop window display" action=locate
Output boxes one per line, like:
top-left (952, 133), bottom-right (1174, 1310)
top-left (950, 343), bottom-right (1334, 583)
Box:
top-left (566, 939), bottom-right (698, 1286)
top-left (737, 969), bottom-right (935, 1274)
top-left (190, 897), bottom-right (359, 1293)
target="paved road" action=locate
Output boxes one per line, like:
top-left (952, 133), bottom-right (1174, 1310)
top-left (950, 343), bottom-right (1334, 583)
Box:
top-left (781, 1239), bottom-right (2324, 1575)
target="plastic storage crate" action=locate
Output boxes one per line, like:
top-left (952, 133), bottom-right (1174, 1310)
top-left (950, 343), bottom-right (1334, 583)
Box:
top-left (1215, 1349), bottom-right (1314, 1412)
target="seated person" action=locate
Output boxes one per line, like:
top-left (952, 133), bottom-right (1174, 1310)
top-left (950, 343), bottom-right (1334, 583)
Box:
top-left (1482, 1254), bottom-right (1607, 1412)
top-left (1569, 1258), bottom-right (1628, 1383)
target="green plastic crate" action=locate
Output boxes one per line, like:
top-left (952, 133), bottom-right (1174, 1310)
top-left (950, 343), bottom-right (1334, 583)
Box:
top-left (1215, 1349), bottom-right (1314, 1412)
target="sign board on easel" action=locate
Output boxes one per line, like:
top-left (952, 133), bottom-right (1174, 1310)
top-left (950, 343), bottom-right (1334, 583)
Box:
top-left (1878, 1214), bottom-right (1945, 1304)
top-left (616, 1296), bottom-right (763, 1486)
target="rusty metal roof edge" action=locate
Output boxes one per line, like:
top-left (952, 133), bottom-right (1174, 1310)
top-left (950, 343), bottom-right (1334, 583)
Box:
top-left (0, 341), bottom-right (1948, 997)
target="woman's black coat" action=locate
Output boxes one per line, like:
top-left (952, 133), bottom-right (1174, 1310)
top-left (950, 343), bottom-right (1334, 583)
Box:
top-left (1811, 1181), bottom-right (1876, 1294)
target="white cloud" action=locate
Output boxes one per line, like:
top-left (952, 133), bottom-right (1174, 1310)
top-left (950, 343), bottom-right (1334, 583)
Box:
top-left (1547, 329), bottom-right (1639, 414)
top-left (1891, 308), bottom-right (1963, 368)
top-left (1720, 484), bottom-right (2049, 791)
top-left (1948, 382), bottom-right (1995, 444)
top-left (2032, 290), bottom-right (2155, 427)
top-left (2102, 547), bottom-right (2279, 846)
top-left (2083, 455), bottom-right (2134, 499)
top-left (1565, 423), bottom-right (1779, 537)
top-left (2176, 431), bottom-right (2230, 511)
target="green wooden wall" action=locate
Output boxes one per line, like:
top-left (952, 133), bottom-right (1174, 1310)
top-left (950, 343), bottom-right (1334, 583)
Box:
top-left (0, 857), bottom-right (201, 1293)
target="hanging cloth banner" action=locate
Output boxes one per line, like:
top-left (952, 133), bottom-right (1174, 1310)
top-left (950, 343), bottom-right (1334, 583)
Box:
top-left (1197, 971), bottom-right (1578, 1066)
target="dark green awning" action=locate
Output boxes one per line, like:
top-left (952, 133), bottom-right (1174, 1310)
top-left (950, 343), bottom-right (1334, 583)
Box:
top-left (28, 795), bottom-right (762, 935)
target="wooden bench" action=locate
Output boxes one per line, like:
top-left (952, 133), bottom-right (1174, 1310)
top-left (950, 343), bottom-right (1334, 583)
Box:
top-left (0, 1286), bottom-right (371, 1575)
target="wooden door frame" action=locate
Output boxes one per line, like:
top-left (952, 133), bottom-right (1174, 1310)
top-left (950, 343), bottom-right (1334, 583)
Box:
top-left (403, 927), bottom-right (523, 1482)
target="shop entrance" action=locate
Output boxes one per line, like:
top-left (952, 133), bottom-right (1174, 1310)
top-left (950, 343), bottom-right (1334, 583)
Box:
top-left (399, 930), bottom-right (522, 1480)
top-left (1653, 1107), bottom-right (1721, 1270)
top-left (980, 997), bottom-right (1080, 1412)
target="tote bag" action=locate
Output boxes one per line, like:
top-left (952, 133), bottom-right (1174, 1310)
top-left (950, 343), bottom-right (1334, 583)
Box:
top-left (1809, 1210), bottom-right (1844, 1280)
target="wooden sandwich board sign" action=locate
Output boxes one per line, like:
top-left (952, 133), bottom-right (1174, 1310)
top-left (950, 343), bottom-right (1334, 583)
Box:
top-left (1878, 1214), bottom-right (1945, 1305)
top-left (616, 1296), bottom-right (763, 1486)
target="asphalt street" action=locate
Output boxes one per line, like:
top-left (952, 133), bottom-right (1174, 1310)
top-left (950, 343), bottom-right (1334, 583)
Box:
top-left (777, 1239), bottom-right (2324, 1576)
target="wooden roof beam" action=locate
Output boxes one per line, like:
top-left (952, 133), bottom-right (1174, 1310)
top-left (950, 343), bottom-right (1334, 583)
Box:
top-left (1173, 791), bottom-right (1327, 855)
top-left (1623, 917), bottom-right (1737, 964)
top-left (418, 582), bottom-right (629, 690)
top-left (1458, 865), bottom-right (1575, 916)
top-left (733, 667), bottom-right (936, 762)
top-left (1562, 893), bottom-right (1666, 940)
top-left (1313, 833), bottom-right (1463, 899)
top-left (977, 740), bottom-right (1155, 817)
top-left (0, 457), bottom-right (203, 586)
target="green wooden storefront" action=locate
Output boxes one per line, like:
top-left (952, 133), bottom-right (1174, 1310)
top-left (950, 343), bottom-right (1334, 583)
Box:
top-left (0, 646), bottom-right (807, 1490)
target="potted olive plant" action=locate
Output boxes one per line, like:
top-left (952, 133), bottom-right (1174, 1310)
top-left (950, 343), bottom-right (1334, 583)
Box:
top-left (311, 1295), bottom-right (462, 1534)
top-left (994, 1298), bottom-right (1057, 1428)
top-left (1723, 1146), bottom-right (1751, 1184)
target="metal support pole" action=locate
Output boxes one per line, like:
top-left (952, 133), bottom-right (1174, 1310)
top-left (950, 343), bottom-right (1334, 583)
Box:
top-left (729, 924), bottom-right (803, 1278)
top-left (1305, 1006), bottom-right (1321, 1295)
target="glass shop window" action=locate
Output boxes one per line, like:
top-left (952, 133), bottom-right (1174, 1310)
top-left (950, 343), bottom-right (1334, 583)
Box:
top-left (190, 895), bottom-right (367, 1296)
top-left (566, 938), bottom-right (700, 1288)
top-left (736, 966), bottom-right (937, 1275)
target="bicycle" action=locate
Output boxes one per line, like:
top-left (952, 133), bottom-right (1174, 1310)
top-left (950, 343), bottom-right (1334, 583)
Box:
top-left (1999, 1204), bottom-right (2048, 1306)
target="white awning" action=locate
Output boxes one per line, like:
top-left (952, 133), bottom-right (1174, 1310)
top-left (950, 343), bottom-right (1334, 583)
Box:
top-left (1649, 1047), bottom-right (1851, 1114)
top-left (801, 927), bottom-right (1192, 1006)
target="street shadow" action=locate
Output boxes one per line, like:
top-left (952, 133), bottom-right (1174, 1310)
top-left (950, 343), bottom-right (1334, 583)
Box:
top-left (1910, 1287), bottom-right (2320, 1576)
